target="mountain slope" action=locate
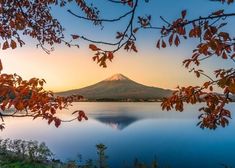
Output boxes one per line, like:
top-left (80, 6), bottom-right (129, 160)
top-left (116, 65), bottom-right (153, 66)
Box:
top-left (56, 74), bottom-right (172, 100)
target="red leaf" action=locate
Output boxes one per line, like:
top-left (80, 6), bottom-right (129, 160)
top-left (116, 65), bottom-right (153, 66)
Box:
top-left (54, 118), bottom-right (61, 128)
top-left (107, 52), bottom-right (114, 61)
top-left (212, 10), bottom-right (224, 16)
top-left (10, 40), bottom-right (17, 49)
top-left (92, 56), bottom-right (98, 61)
top-left (0, 59), bottom-right (3, 72)
top-left (156, 40), bottom-right (160, 49)
top-left (222, 52), bottom-right (228, 59)
top-left (133, 28), bottom-right (139, 33)
top-left (89, 44), bottom-right (100, 51)
top-left (169, 34), bottom-right (174, 46)
top-left (209, 86), bottom-right (213, 91)
top-left (161, 40), bottom-right (166, 48)
top-left (174, 35), bottom-right (180, 46)
top-left (71, 34), bottom-right (80, 39)
top-left (2, 41), bottom-right (9, 50)
top-left (181, 10), bottom-right (187, 18)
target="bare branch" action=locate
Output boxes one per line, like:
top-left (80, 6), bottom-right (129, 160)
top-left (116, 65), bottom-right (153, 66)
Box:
top-left (67, 9), bottom-right (133, 23)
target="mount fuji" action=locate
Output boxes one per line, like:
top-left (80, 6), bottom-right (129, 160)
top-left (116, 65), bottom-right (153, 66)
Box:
top-left (56, 74), bottom-right (172, 101)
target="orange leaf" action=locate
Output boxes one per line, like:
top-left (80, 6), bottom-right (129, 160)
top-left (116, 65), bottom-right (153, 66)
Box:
top-left (15, 102), bottom-right (24, 111)
top-left (203, 82), bottom-right (211, 88)
top-left (2, 41), bottom-right (9, 50)
top-left (10, 40), bottom-right (17, 49)
top-left (228, 83), bottom-right (235, 94)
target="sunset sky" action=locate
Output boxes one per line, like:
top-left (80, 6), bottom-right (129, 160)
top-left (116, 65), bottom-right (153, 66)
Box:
top-left (1, 0), bottom-right (234, 92)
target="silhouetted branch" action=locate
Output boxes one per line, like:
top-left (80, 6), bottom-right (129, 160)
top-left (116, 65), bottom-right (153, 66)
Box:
top-left (164, 13), bottom-right (235, 32)
top-left (67, 9), bottom-right (133, 22)
top-left (107, 0), bottom-right (132, 3)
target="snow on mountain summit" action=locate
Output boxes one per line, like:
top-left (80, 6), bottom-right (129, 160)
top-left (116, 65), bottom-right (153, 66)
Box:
top-left (104, 74), bottom-right (130, 81)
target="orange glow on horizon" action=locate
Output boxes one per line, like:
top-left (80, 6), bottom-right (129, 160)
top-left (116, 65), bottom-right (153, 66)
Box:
top-left (0, 44), bottom-right (205, 92)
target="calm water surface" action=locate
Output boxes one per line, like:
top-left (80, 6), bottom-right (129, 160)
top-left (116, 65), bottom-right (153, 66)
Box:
top-left (1, 102), bottom-right (235, 168)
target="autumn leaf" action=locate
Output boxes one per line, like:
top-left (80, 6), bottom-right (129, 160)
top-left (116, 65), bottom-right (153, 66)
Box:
top-left (116, 32), bottom-right (125, 39)
top-left (194, 71), bottom-right (200, 78)
top-left (169, 34), bottom-right (174, 46)
top-left (9, 20), bottom-right (15, 28)
top-left (131, 43), bottom-right (138, 52)
top-left (212, 10), bottom-right (224, 16)
top-left (71, 34), bottom-right (80, 39)
top-left (15, 102), bottom-right (24, 111)
top-left (10, 40), bottom-right (17, 49)
top-left (209, 86), bottom-right (213, 91)
top-left (0, 59), bottom-right (3, 72)
top-left (2, 41), bottom-right (9, 50)
top-left (203, 82), bottom-right (211, 88)
top-left (181, 10), bottom-right (187, 18)
top-left (133, 28), bottom-right (139, 33)
top-left (156, 40), bottom-right (160, 49)
top-left (54, 118), bottom-right (61, 128)
top-left (0, 124), bottom-right (5, 131)
top-left (107, 52), bottom-right (114, 61)
top-left (222, 52), bottom-right (228, 59)
top-left (161, 40), bottom-right (166, 48)
top-left (174, 35), bottom-right (180, 46)
top-left (92, 56), bottom-right (98, 61)
top-left (228, 82), bottom-right (235, 94)
top-left (89, 44), bottom-right (100, 51)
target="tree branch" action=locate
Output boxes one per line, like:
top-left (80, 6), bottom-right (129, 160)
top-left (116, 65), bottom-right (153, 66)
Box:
top-left (67, 9), bottom-right (133, 22)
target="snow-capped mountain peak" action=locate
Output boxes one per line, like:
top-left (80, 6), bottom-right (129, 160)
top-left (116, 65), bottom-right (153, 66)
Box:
top-left (104, 74), bottom-right (129, 81)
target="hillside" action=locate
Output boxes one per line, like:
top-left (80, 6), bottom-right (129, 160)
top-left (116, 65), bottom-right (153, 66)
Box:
top-left (56, 74), bottom-right (172, 101)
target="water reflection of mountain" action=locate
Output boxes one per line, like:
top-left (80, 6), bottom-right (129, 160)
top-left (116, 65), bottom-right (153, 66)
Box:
top-left (94, 115), bottom-right (139, 130)
top-left (84, 103), bottom-right (198, 130)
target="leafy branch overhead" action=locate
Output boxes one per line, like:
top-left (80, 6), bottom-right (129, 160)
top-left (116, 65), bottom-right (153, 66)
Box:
top-left (0, 0), bottom-right (235, 130)
top-left (0, 61), bottom-right (87, 130)
top-left (69, 0), bottom-right (235, 129)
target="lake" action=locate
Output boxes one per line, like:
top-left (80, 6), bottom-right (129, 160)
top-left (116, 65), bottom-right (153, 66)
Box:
top-left (1, 102), bottom-right (235, 168)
